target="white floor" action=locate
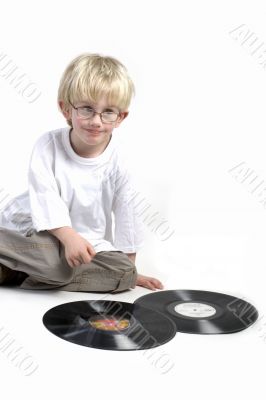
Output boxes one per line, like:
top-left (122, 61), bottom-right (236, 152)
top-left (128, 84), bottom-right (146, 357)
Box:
top-left (1, 0), bottom-right (266, 397)
top-left (0, 247), bottom-right (264, 400)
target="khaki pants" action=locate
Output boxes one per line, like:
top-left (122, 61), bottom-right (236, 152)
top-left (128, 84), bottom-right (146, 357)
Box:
top-left (0, 228), bottom-right (137, 293)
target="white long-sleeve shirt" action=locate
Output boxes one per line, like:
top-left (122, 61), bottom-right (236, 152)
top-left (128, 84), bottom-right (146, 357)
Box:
top-left (0, 127), bottom-right (145, 253)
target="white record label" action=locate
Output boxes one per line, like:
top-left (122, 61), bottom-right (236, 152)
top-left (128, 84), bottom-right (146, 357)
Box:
top-left (175, 302), bottom-right (216, 318)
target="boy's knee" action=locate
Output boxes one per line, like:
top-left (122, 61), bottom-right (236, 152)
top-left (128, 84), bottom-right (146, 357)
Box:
top-left (111, 263), bottom-right (137, 293)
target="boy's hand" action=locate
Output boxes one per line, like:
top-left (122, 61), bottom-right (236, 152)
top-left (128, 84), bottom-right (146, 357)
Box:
top-left (63, 233), bottom-right (96, 268)
top-left (136, 274), bottom-right (164, 291)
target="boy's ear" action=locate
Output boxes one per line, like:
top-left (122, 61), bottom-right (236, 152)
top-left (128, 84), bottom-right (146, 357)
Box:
top-left (115, 111), bottom-right (129, 127)
top-left (59, 101), bottom-right (71, 120)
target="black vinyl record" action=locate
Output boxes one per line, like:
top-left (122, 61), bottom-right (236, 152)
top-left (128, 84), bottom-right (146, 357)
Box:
top-left (42, 300), bottom-right (176, 350)
top-left (134, 290), bottom-right (259, 334)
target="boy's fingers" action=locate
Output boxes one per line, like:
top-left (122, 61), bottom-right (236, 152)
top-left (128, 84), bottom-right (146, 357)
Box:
top-left (152, 278), bottom-right (163, 289)
top-left (74, 258), bottom-right (82, 267)
top-left (86, 243), bottom-right (96, 257)
top-left (82, 253), bottom-right (93, 264)
top-left (145, 280), bottom-right (156, 290)
top-left (149, 279), bottom-right (163, 290)
top-left (69, 259), bottom-right (78, 268)
top-left (156, 281), bottom-right (164, 289)
top-left (87, 241), bottom-right (96, 257)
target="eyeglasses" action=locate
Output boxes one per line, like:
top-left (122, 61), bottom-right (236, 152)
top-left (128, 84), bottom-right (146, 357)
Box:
top-left (69, 101), bottom-right (121, 123)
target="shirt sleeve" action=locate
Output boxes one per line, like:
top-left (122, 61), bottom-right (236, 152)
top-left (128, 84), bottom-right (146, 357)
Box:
top-left (112, 161), bottom-right (145, 253)
top-left (28, 134), bottom-right (72, 232)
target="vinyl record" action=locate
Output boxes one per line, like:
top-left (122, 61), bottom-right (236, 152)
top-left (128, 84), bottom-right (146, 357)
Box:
top-left (134, 290), bottom-right (259, 334)
top-left (42, 300), bottom-right (176, 350)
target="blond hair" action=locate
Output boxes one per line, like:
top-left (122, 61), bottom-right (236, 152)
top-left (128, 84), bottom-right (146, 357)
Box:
top-left (57, 53), bottom-right (135, 127)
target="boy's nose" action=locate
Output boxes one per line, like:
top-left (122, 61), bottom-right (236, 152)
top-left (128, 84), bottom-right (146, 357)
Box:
top-left (90, 113), bottom-right (102, 126)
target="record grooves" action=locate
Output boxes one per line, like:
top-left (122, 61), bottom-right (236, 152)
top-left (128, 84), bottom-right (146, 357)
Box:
top-left (134, 290), bottom-right (259, 334)
top-left (43, 300), bottom-right (176, 350)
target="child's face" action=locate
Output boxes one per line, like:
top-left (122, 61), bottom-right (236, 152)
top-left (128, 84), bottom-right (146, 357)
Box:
top-left (60, 96), bottom-right (128, 156)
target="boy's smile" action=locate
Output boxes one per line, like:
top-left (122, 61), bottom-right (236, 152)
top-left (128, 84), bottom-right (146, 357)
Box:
top-left (60, 97), bottom-right (128, 158)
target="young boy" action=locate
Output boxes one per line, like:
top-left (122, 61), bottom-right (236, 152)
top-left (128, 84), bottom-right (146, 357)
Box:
top-left (0, 53), bottom-right (163, 293)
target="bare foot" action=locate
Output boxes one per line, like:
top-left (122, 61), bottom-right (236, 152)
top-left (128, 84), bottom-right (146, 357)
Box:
top-left (136, 274), bottom-right (164, 291)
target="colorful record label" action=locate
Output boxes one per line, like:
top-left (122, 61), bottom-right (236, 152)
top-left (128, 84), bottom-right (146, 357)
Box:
top-left (174, 302), bottom-right (216, 318)
top-left (89, 315), bottom-right (130, 331)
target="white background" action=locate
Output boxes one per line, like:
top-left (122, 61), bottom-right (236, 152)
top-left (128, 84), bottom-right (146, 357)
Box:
top-left (0, 0), bottom-right (266, 398)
